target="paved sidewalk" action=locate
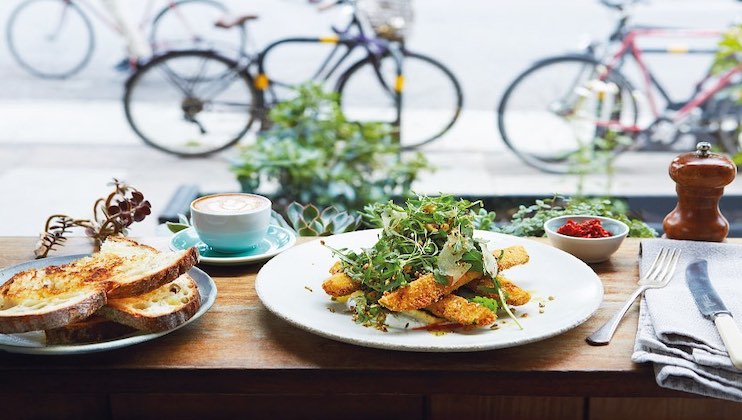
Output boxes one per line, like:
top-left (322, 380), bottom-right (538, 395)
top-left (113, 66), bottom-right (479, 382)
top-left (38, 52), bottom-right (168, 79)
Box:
top-left (1, 99), bottom-right (740, 237)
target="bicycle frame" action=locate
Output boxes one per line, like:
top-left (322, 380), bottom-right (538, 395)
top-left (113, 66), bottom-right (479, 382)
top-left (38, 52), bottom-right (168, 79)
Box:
top-left (600, 25), bottom-right (740, 130)
top-left (60, 0), bottom-right (197, 44)
top-left (62, 0), bottom-right (156, 35)
top-left (252, 10), bottom-right (403, 121)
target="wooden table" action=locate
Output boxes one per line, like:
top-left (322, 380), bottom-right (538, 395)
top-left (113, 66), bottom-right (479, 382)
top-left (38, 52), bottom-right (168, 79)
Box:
top-left (1, 237), bottom-right (740, 419)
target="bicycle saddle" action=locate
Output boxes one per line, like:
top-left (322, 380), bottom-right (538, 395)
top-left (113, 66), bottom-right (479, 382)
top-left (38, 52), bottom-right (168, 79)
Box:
top-left (214, 15), bottom-right (259, 29)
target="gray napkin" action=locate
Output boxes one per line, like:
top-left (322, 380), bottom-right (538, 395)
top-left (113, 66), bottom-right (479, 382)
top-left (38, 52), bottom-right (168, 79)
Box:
top-left (632, 238), bottom-right (742, 402)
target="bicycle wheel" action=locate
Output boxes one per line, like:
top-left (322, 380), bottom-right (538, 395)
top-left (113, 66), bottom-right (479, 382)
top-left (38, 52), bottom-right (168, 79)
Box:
top-left (6, 0), bottom-right (94, 79)
top-left (707, 84), bottom-right (742, 155)
top-left (336, 50), bottom-right (463, 150)
top-left (149, 0), bottom-right (246, 52)
top-left (497, 55), bottom-right (638, 174)
top-left (124, 50), bottom-right (259, 157)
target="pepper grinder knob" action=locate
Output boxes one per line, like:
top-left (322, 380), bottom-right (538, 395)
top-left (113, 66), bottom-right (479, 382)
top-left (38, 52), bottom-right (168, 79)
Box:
top-left (663, 141), bottom-right (736, 242)
top-left (696, 141), bottom-right (711, 157)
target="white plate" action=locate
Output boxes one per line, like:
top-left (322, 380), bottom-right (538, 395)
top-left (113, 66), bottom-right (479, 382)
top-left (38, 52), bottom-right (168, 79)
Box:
top-left (256, 229), bottom-right (603, 352)
top-left (170, 226), bottom-right (297, 266)
top-left (0, 254), bottom-right (217, 355)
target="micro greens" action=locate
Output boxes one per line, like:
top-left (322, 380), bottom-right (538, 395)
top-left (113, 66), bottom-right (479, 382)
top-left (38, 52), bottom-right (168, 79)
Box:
top-left (327, 195), bottom-right (497, 294)
top-left (324, 195), bottom-right (530, 331)
top-left (471, 296), bottom-right (499, 313)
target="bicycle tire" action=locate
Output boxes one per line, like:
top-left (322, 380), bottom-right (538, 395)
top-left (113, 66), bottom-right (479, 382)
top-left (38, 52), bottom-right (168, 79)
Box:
top-left (706, 83), bottom-right (742, 155)
top-left (149, 0), bottom-right (246, 53)
top-left (335, 50), bottom-right (463, 150)
top-left (497, 55), bottom-right (638, 174)
top-left (6, 0), bottom-right (95, 79)
top-left (124, 50), bottom-right (260, 157)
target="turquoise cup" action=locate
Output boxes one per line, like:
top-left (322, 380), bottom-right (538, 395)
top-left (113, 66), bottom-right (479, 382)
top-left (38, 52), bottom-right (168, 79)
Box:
top-left (190, 193), bottom-right (272, 254)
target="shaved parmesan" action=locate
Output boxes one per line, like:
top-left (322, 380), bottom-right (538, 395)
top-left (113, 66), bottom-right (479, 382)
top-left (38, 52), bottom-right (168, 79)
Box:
top-left (437, 230), bottom-right (471, 280)
top-left (478, 239), bottom-right (499, 278)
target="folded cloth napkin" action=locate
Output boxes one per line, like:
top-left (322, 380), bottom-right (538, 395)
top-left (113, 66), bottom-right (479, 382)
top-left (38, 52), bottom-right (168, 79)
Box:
top-left (632, 238), bottom-right (742, 402)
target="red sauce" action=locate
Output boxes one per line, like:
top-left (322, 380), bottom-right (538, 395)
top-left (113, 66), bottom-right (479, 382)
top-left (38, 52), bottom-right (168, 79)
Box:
top-left (556, 219), bottom-right (612, 238)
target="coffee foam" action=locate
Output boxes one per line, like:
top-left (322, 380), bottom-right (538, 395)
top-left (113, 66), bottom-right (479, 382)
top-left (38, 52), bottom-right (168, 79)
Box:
top-left (193, 194), bottom-right (269, 215)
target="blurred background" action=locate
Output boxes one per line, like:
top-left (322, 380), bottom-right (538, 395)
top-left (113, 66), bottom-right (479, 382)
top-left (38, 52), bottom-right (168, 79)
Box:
top-left (0, 0), bottom-right (740, 237)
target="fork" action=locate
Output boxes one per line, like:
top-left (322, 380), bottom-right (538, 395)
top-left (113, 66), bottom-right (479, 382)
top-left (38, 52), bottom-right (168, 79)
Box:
top-left (586, 247), bottom-right (681, 346)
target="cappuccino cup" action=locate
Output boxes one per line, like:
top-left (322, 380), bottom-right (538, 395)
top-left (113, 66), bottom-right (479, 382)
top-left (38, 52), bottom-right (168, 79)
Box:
top-left (190, 193), bottom-right (272, 254)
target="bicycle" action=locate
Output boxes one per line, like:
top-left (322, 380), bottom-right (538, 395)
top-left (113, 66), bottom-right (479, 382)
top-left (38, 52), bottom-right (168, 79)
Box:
top-left (6, 0), bottom-right (246, 79)
top-left (496, 0), bottom-right (742, 174)
top-left (122, 0), bottom-right (464, 157)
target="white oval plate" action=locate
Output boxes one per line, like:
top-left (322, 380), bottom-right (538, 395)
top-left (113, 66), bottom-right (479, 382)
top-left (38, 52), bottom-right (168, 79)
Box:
top-left (256, 229), bottom-right (603, 352)
top-left (0, 254), bottom-right (217, 355)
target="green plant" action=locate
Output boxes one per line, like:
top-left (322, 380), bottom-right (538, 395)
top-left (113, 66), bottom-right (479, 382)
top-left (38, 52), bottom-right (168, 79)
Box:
top-left (361, 197), bottom-right (497, 231)
top-left (286, 202), bottom-right (362, 236)
top-left (711, 24), bottom-right (742, 164)
top-left (231, 83), bottom-right (431, 214)
top-left (495, 196), bottom-right (657, 238)
top-left (712, 24), bottom-right (742, 75)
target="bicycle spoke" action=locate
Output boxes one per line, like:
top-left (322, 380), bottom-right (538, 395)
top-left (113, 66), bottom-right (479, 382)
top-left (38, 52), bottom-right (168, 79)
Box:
top-left (124, 50), bottom-right (256, 157)
top-left (203, 100), bottom-right (254, 112)
top-left (497, 56), bottom-right (637, 173)
top-left (155, 64), bottom-right (194, 97)
top-left (198, 70), bottom-right (245, 102)
top-left (337, 51), bottom-right (462, 149)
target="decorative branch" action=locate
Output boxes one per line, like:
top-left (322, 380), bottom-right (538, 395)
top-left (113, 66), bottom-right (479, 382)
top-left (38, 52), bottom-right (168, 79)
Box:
top-left (34, 179), bottom-right (152, 258)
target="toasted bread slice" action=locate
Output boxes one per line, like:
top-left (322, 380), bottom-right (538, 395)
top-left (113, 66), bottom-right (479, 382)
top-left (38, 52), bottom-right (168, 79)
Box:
top-left (0, 237), bottom-right (198, 333)
top-left (0, 281), bottom-right (106, 334)
top-left (98, 273), bottom-right (201, 332)
top-left (45, 315), bottom-right (137, 345)
top-left (96, 236), bottom-right (199, 298)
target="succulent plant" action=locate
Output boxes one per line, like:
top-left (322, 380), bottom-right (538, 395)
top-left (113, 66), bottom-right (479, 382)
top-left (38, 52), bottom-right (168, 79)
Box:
top-left (286, 202), bottom-right (362, 236)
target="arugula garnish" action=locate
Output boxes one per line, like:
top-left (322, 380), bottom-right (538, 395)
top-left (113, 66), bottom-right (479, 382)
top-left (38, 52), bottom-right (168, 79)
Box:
top-left (471, 296), bottom-right (499, 313)
top-left (327, 195), bottom-right (496, 294)
top-left (324, 194), bottom-right (522, 330)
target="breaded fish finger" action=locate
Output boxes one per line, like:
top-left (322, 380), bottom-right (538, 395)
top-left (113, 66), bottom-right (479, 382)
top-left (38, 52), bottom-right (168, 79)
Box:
top-left (378, 271), bottom-right (481, 312)
top-left (322, 272), bottom-right (360, 297)
top-left (426, 294), bottom-right (497, 327)
top-left (494, 245), bottom-right (530, 271)
top-left (467, 275), bottom-right (531, 306)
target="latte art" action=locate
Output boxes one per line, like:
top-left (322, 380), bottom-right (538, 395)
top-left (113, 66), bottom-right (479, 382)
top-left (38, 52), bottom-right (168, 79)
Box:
top-left (193, 194), bottom-right (269, 215)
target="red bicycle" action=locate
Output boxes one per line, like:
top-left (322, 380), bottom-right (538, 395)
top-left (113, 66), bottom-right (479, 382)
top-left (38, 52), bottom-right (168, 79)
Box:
top-left (497, 0), bottom-right (742, 173)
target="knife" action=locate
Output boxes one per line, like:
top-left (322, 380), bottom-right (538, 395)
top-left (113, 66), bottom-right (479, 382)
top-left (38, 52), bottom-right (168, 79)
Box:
top-left (686, 259), bottom-right (742, 369)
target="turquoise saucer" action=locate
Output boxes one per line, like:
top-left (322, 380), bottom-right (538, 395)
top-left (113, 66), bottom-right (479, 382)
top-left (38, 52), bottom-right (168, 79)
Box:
top-left (170, 226), bottom-right (296, 265)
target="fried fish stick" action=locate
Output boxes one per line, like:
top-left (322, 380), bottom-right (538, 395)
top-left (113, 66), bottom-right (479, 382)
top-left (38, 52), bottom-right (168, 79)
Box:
top-left (426, 294), bottom-right (497, 327)
top-left (467, 275), bottom-right (531, 306)
top-left (494, 245), bottom-right (530, 271)
top-left (322, 272), bottom-right (361, 297)
top-left (378, 271), bottom-right (482, 312)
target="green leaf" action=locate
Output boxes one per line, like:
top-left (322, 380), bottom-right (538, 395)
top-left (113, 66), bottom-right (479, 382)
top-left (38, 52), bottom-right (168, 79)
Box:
top-left (471, 296), bottom-right (499, 313)
top-left (286, 202), bottom-right (305, 227)
top-left (166, 222), bottom-right (190, 233)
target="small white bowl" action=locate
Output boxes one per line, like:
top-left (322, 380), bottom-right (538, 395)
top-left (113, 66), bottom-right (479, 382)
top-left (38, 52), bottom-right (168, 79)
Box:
top-left (544, 215), bottom-right (629, 263)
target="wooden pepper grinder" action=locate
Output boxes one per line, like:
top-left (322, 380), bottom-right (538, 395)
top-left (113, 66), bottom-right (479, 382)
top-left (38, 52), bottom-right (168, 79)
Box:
top-left (663, 141), bottom-right (737, 242)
